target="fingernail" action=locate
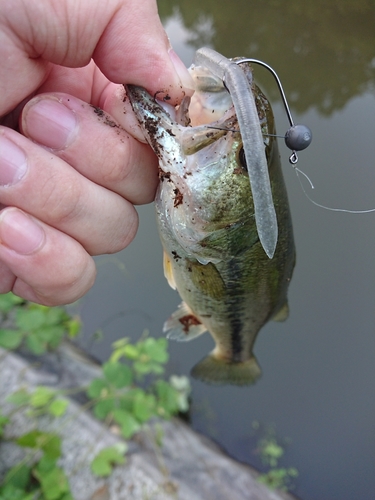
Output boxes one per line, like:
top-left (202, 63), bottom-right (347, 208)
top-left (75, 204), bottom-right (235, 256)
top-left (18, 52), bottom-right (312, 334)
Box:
top-left (22, 97), bottom-right (77, 150)
top-left (0, 208), bottom-right (45, 255)
top-left (168, 49), bottom-right (195, 92)
top-left (0, 136), bottom-right (28, 186)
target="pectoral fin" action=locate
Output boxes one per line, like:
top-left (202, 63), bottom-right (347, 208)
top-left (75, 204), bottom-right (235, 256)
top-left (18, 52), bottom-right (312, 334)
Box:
top-left (163, 302), bottom-right (207, 341)
top-left (188, 260), bottom-right (225, 300)
top-left (163, 251), bottom-right (176, 290)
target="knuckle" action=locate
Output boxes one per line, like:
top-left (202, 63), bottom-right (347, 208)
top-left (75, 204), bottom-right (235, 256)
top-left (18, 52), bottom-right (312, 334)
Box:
top-left (105, 208), bottom-right (139, 255)
top-left (35, 254), bottom-right (97, 306)
top-left (39, 172), bottom-right (82, 225)
top-left (102, 142), bottom-right (134, 185)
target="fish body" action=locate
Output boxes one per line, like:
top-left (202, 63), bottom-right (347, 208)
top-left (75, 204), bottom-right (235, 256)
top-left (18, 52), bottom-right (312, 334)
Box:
top-left (126, 63), bottom-right (295, 385)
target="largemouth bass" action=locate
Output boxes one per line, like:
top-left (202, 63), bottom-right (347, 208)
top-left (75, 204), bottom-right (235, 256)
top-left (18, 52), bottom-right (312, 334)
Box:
top-left (126, 59), bottom-right (295, 386)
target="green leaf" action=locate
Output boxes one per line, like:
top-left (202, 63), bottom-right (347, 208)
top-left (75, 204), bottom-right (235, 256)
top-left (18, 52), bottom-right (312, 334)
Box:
top-left (117, 390), bottom-right (138, 412)
top-left (260, 438), bottom-right (284, 467)
top-left (6, 388), bottom-right (30, 406)
top-left (42, 435), bottom-right (62, 460)
top-left (16, 430), bottom-right (43, 448)
top-left (258, 467), bottom-right (298, 491)
top-left (87, 378), bottom-right (110, 399)
top-left (133, 361), bottom-right (152, 375)
top-left (0, 414), bottom-right (9, 437)
top-left (113, 409), bottom-right (141, 438)
top-left (123, 344), bottom-right (139, 359)
top-left (133, 360), bottom-right (164, 375)
top-left (155, 380), bottom-right (180, 417)
top-left (36, 455), bottom-right (58, 474)
top-left (3, 463), bottom-right (31, 489)
top-left (143, 337), bottom-right (168, 363)
top-left (93, 398), bottom-right (115, 420)
top-left (17, 431), bottom-right (61, 459)
top-left (42, 307), bottom-right (68, 326)
top-left (30, 387), bottom-right (55, 408)
top-left (25, 334), bottom-right (46, 355)
top-left (0, 329), bottom-right (23, 349)
top-left (67, 317), bottom-right (81, 338)
top-left (110, 338), bottom-right (130, 362)
top-left (48, 399), bottom-right (68, 417)
top-left (42, 326), bottom-right (65, 349)
top-left (0, 483), bottom-right (35, 500)
top-left (16, 308), bottom-right (46, 331)
top-left (133, 392), bottom-right (156, 423)
top-left (0, 292), bottom-right (24, 313)
top-left (59, 494), bottom-right (74, 500)
top-left (91, 445), bottom-right (126, 477)
top-left (102, 361), bottom-right (132, 388)
top-left (111, 338), bottom-right (129, 350)
top-left (16, 305), bottom-right (67, 351)
top-left (38, 466), bottom-right (70, 500)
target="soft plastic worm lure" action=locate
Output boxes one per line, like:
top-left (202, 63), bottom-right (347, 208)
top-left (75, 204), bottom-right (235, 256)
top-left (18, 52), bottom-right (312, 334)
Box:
top-left (194, 48), bottom-right (312, 259)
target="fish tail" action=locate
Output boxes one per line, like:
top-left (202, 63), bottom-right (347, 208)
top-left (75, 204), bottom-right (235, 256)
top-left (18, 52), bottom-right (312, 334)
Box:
top-left (191, 354), bottom-right (261, 386)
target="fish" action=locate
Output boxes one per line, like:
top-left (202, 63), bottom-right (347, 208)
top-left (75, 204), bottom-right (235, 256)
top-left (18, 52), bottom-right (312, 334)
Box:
top-left (125, 60), bottom-right (295, 386)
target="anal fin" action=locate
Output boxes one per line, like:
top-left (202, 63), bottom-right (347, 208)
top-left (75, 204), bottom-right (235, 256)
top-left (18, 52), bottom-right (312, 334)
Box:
top-left (163, 302), bottom-right (207, 341)
top-left (272, 302), bottom-right (289, 322)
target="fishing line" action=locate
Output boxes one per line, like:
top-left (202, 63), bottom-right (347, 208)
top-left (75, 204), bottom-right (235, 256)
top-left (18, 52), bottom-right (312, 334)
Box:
top-left (204, 58), bottom-right (374, 215)
top-left (206, 125), bottom-right (238, 133)
top-left (292, 167), bottom-right (375, 214)
top-left (234, 59), bottom-right (374, 214)
top-left (235, 58), bottom-right (312, 165)
top-left (206, 127), bottom-right (375, 214)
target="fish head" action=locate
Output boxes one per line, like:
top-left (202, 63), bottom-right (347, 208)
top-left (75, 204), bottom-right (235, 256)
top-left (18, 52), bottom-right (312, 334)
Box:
top-left (125, 63), bottom-right (276, 263)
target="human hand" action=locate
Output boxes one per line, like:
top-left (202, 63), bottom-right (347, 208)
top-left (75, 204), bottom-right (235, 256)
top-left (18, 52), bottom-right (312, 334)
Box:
top-left (0, 0), bottom-right (192, 305)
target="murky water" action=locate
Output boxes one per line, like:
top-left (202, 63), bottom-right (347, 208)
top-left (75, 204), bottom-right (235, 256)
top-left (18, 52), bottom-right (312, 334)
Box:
top-left (74, 2), bottom-right (375, 499)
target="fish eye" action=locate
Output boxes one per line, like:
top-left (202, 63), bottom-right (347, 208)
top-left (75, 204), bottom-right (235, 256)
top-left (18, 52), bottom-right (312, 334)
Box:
top-left (238, 147), bottom-right (248, 172)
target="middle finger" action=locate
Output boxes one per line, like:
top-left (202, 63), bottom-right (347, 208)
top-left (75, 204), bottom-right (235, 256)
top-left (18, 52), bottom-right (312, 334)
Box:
top-left (0, 127), bottom-right (139, 255)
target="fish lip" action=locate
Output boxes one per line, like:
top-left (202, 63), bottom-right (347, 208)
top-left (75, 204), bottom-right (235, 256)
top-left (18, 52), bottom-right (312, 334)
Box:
top-left (125, 85), bottom-right (173, 122)
top-left (194, 48), bottom-right (278, 259)
top-left (125, 84), bottom-right (182, 165)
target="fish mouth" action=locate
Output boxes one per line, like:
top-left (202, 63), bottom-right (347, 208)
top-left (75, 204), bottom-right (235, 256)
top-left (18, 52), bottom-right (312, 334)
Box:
top-left (126, 48), bottom-right (278, 258)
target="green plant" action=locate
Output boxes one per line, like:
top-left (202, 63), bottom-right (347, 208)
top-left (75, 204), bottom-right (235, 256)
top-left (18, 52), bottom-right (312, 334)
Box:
top-left (0, 430), bottom-right (72, 500)
top-left (253, 422), bottom-right (298, 491)
top-left (90, 443), bottom-right (127, 477)
top-left (7, 386), bottom-right (69, 418)
top-left (0, 293), bottom-right (191, 494)
top-left (258, 466), bottom-right (298, 491)
top-left (87, 334), bottom-right (190, 446)
top-left (0, 293), bottom-right (80, 354)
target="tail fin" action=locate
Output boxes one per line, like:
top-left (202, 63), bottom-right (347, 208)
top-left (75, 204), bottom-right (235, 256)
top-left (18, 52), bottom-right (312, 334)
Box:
top-left (191, 355), bottom-right (261, 386)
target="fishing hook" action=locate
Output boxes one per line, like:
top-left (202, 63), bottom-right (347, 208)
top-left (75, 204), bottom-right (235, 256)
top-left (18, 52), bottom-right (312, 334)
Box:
top-left (234, 58), bottom-right (312, 164)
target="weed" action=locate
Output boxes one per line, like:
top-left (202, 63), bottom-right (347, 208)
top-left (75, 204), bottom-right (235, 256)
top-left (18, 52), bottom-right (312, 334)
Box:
top-left (0, 293), bottom-right (190, 497)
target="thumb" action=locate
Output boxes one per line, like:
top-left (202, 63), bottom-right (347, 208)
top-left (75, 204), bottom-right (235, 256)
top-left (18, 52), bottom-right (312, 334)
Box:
top-left (93, 0), bottom-right (194, 101)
